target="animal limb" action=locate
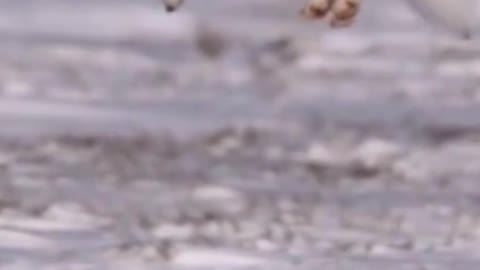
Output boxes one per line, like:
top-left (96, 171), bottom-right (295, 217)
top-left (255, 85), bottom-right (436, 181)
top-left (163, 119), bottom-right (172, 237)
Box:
top-left (301, 0), bottom-right (361, 28)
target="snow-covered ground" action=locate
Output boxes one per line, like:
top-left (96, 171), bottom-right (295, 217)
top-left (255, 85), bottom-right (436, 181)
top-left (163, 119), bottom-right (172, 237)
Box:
top-left (1, 0), bottom-right (480, 269)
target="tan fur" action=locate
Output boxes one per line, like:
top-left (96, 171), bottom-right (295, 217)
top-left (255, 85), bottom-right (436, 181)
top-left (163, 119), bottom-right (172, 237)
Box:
top-left (301, 0), bottom-right (361, 28)
top-left (300, 0), bottom-right (335, 19)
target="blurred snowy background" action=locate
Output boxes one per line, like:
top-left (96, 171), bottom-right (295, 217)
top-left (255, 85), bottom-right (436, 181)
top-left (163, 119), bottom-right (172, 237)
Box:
top-left (1, 0), bottom-right (480, 269)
